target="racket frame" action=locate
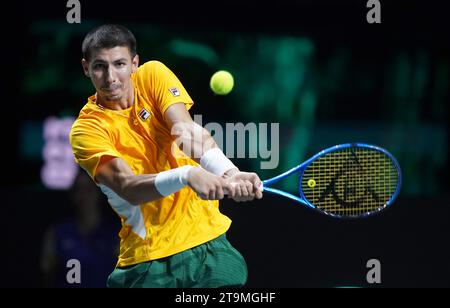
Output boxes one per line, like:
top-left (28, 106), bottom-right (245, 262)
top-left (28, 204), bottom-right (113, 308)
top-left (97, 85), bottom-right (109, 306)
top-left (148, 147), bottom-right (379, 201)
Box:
top-left (261, 143), bottom-right (402, 218)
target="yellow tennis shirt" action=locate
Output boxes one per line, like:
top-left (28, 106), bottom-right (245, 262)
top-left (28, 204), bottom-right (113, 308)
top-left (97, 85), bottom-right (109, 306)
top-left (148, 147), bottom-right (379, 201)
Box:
top-left (70, 61), bottom-right (231, 267)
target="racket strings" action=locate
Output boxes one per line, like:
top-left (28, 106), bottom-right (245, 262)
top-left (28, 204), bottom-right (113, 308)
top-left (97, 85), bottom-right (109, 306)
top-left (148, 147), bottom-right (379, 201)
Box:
top-left (302, 147), bottom-right (399, 217)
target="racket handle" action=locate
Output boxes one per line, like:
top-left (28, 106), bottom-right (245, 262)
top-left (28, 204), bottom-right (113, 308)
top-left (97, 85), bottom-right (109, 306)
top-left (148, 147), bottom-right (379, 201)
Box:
top-left (223, 183), bottom-right (263, 195)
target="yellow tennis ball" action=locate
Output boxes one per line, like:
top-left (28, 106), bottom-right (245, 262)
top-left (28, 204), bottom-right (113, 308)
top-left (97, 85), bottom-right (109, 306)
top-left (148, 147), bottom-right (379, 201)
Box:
top-left (210, 70), bottom-right (234, 95)
top-left (308, 179), bottom-right (316, 188)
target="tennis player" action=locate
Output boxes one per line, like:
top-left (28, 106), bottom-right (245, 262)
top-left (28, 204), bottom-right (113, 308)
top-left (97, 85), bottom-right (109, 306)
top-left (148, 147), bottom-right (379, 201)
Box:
top-left (70, 24), bottom-right (263, 288)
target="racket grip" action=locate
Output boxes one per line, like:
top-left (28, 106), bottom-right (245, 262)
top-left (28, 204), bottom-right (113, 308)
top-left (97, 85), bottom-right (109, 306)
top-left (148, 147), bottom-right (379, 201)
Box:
top-left (223, 183), bottom-right (263, 195)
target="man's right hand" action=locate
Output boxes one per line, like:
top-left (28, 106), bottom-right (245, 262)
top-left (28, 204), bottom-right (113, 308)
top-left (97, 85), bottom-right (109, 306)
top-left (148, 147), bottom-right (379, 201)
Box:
top-left (187, 167), bottom-right (228, 200)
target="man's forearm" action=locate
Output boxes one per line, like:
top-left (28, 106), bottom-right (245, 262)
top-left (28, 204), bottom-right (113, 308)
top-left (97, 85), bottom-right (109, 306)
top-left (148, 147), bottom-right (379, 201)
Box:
top-left (120, 166), bottom-right (193, 204)
top-left (118, 173), bottom-right (161, 205)
top-left (164, 104), bottom-right (238, 176)
top-left (172, 122), bottom-right (238, 176)
top-left (174, 121), bottom-right (217, 163)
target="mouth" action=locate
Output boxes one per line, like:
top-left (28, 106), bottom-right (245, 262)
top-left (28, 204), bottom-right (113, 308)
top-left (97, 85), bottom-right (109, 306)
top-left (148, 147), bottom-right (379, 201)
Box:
top-left (103, 86), bottom-right (121, 93)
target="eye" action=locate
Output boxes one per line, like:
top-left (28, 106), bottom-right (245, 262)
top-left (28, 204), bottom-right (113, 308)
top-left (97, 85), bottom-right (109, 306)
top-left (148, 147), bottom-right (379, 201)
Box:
top-left (117, 62), bottom-right (126, 67)
top-left (93, 63), bottom-right (105, 70)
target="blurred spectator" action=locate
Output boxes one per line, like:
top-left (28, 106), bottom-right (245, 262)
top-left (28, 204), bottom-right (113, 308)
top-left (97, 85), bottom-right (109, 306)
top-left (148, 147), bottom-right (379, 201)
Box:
top-left (40, 170), bottom-right (119, 288)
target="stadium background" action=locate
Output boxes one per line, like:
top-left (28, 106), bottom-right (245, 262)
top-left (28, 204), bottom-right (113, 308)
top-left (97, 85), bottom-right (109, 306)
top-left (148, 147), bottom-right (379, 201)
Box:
top-left (2, 0), bottom-right (449, 287)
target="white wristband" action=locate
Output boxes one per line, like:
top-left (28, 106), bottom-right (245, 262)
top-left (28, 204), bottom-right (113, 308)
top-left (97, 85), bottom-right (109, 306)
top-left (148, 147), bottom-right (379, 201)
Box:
top-left (154, 165), bottom-right (193, 197)
top-left (200, 147), bottom-right (237, 176)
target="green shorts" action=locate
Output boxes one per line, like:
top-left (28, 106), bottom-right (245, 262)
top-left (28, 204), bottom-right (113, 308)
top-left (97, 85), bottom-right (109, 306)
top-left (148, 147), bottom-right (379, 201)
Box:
top-left (107, 234), bottom-right (248, 288)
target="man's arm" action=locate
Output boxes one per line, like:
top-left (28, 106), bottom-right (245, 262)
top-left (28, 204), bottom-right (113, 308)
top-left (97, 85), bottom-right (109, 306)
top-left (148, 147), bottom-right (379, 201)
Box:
top-left (164, 103), bottom-right (262, 201)
top-left (164, 103), bottom-right (227, 164)
top-left (95, 156), bottom-right (160, 204)
top-left (95, 155), bottom-right (229, 205)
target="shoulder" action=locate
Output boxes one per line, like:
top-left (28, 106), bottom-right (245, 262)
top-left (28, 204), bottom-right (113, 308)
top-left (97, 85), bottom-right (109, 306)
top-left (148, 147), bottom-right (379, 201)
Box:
top-left (139, 60), bottom-right (168, 70)
top-left (70, 107), bottom-right (112, 144)
top-left (135, 60), bottom-right (172, 77)
top-left (72, 99), bottom-right (111, 129)
top-left (71, 116), bottom-right (106, 137)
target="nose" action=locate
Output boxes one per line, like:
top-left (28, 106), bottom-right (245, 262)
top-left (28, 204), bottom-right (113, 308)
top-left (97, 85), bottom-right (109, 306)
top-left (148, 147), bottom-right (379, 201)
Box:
top-left (106, 66), bottom-right (116, 84)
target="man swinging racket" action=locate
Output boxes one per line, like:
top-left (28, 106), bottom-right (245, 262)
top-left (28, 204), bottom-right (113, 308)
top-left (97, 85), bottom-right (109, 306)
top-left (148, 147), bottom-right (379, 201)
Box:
top-left (70, 24), bottom-right (262, 288)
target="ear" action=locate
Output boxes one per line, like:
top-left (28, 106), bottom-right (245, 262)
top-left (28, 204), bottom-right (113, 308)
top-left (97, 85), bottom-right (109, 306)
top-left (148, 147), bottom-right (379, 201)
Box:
top-left (81, 58), bottom-right (90, 77)
top-left (131, 54), bottom-right (139, 73)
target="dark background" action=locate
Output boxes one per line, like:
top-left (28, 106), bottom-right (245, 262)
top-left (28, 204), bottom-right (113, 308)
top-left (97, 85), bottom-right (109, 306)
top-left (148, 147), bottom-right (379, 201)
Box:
top-left (2, 0), bottom-right (449, 288)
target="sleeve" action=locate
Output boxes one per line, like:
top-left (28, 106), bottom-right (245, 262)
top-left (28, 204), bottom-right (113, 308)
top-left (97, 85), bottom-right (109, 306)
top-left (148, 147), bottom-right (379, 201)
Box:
top-left (70, 118), bottom-right (121, 182)
top-left (136, 61), bottom-right (194, 115)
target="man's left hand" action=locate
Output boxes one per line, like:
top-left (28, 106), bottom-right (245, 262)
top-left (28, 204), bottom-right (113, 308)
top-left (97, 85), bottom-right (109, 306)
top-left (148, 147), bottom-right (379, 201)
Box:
top-left (223, 169), bottom-right (263, 202)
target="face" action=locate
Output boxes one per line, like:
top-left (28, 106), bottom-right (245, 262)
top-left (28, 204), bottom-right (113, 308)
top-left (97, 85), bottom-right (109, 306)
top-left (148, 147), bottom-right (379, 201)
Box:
top-left (82, 46), bottom-right (139, 102)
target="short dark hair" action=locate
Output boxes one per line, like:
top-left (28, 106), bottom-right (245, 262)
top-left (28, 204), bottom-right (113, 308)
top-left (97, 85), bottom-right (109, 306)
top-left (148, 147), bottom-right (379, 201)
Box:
top-left (82, 24), bottom-right (137, 62)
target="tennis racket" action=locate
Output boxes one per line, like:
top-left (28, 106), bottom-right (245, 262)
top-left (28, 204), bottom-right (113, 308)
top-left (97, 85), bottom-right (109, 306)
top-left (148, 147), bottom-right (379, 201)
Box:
top-left (260, 143), bottom-right (401, 219)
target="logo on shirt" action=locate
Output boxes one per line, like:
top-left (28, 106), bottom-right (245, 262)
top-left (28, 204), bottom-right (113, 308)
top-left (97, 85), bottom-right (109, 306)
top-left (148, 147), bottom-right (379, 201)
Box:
top-left (169, 87), bottom-right (180, 97)
top-left (138, 108), bottom-right (151, 121)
